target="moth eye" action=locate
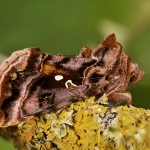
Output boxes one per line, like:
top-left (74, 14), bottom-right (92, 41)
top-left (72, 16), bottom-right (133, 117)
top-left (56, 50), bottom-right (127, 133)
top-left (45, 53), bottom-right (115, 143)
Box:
top-left (65, 80), bottom-right (77, 89)
top-left (55, 75), bottom-right (64, 81)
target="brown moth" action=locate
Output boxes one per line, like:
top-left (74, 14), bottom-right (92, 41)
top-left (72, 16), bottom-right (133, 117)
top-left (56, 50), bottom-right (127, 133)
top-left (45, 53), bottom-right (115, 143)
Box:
top-left (0, 34), bottom-right (143, 127)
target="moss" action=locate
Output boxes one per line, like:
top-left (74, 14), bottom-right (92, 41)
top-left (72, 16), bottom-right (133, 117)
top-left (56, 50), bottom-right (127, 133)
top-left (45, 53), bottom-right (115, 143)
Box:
top-left (0, 95), bottom-right (150, 150)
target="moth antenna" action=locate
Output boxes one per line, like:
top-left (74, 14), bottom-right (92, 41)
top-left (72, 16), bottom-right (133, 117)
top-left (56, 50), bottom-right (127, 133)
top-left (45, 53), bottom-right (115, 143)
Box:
top-left (105, 85), bottom-right (121, 97)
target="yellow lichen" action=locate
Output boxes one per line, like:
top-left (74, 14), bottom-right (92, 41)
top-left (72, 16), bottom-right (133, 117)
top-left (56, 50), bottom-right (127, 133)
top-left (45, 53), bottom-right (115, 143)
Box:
top-left (0, 96), bottom-right (149, 150)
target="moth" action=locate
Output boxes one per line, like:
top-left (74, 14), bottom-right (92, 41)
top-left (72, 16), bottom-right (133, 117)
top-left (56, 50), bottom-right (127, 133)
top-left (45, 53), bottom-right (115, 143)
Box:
top-left (0, 34), bottom-right (143, 127)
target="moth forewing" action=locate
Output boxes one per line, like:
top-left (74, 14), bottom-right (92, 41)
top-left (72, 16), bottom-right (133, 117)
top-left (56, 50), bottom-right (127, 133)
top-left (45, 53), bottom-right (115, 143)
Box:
top-left (0, 34), bottom-right (143, 127)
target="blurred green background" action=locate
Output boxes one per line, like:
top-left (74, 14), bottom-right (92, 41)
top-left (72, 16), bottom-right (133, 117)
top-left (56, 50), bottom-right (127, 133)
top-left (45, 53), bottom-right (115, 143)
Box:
top-left (0, 0), bottom-right (150, 149)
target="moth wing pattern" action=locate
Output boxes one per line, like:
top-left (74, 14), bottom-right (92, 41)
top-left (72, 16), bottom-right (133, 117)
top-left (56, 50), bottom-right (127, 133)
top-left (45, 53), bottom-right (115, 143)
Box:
top-left (0, 34), bottom-right (144, 127)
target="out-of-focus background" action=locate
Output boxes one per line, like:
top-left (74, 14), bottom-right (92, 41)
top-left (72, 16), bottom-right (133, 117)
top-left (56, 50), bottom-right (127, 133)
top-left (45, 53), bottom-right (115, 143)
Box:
top-left (0, 1), bottom-right (150, 149)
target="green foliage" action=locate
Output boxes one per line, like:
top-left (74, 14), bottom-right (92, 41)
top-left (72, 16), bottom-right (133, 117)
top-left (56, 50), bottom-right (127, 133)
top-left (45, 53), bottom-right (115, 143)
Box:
top-left (0, 137), bottom-right (15, 150)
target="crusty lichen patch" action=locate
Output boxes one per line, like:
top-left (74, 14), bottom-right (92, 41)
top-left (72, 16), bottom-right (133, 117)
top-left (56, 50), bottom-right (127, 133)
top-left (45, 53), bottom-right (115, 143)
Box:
top-left (0, 96), bottom-right (150, 150)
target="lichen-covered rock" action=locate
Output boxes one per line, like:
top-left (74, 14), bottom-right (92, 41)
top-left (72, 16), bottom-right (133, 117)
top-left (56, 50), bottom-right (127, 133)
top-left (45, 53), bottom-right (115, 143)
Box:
top-left (0, 96), bottom-right (149, 150)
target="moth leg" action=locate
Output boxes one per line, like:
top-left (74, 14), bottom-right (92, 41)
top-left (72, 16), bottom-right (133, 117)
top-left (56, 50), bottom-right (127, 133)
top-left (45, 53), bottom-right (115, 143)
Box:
top-left (55, 105), bottom-right (69, 115)
top-left (108, 92), bottom-right (132, 106)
